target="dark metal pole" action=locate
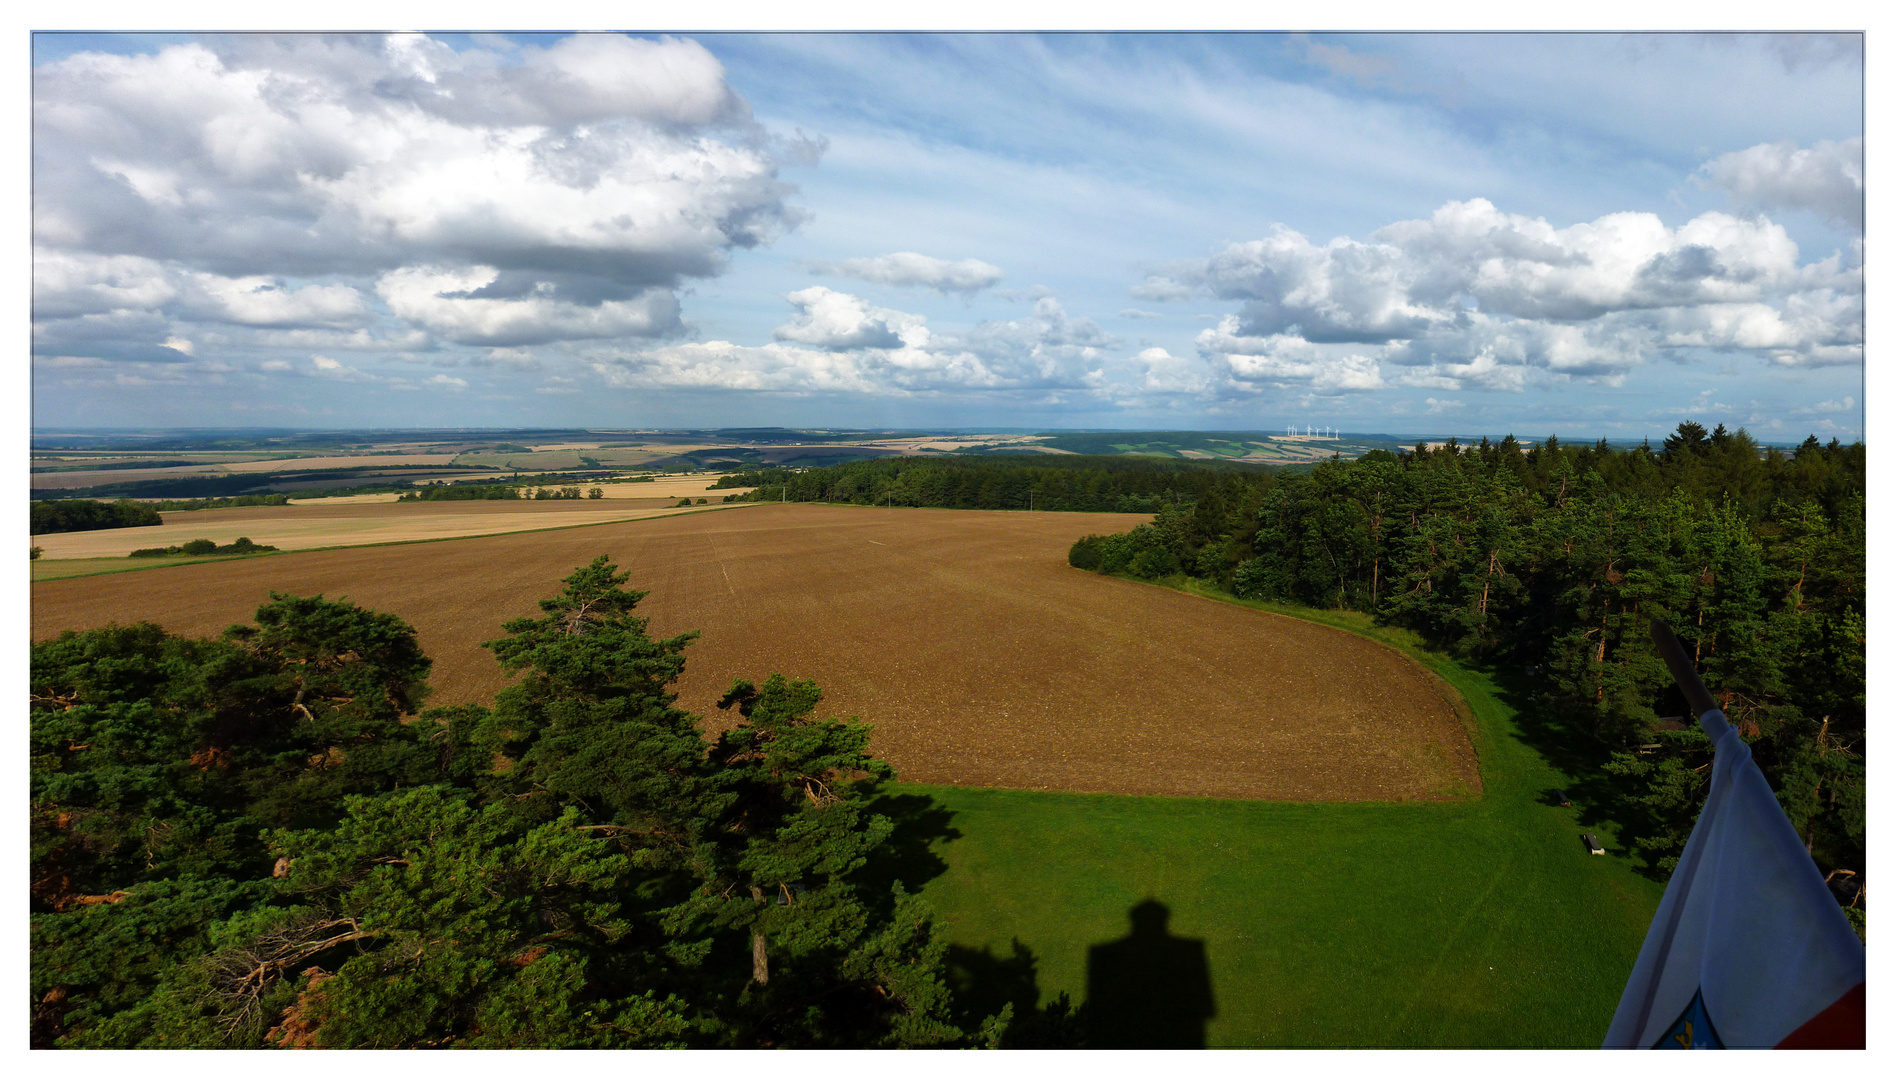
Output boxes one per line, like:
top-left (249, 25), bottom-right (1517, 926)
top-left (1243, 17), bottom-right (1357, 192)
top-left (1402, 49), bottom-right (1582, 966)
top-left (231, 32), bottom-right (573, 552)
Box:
top-left (1648, 617), bottom-right (1719, 718)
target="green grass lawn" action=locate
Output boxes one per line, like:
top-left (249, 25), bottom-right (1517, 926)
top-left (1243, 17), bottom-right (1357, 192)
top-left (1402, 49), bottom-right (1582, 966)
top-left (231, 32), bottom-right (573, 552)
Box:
top-left (887, 586), bottom-right (1666, 1047)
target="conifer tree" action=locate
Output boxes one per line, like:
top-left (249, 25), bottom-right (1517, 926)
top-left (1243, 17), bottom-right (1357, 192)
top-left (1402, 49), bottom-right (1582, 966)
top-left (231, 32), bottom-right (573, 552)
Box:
top-left (33, 559), bottom-right (982, 1048)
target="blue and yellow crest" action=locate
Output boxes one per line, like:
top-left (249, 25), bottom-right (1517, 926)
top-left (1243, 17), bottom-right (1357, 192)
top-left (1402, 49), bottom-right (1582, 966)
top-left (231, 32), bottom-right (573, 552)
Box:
top-left (1653, 989), bottom-right (1724, 1049)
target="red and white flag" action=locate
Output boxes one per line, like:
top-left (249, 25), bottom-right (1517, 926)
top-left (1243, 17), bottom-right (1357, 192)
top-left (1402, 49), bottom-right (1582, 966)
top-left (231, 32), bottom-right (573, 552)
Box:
top-left (1603, 708), bottom-right (1865, 1048)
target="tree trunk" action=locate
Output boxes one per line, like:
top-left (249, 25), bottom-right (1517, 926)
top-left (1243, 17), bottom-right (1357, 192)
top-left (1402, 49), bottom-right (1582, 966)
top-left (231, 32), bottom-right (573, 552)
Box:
top-left (1478, 550), bottom-right (1498, 617)
top-left (750, 885), bottom-right (769, 985)
top-left (1595, 611), bottom-right (1609, 702)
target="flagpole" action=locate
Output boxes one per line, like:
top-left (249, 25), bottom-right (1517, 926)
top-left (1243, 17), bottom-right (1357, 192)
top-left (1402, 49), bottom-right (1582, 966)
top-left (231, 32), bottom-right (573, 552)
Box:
top-left (1647, 619), bottom-right (1717, 719)
top-left (1601, 616), bottom-right (1866, 1048)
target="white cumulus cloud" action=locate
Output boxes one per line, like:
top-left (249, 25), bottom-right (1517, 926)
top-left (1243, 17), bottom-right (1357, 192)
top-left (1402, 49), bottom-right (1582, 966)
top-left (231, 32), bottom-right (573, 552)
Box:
top-left (1158, 196), bottom-right (1858, 392)
top-left (591, 294), bottom-right (1112, 397)
top-left (181, 273), bottom-right (367, 327)
top-left (376, 266), bottom-right (680, 346)
top-left (1697, 137), bottom-right (1863, 230)
top-left (809, 252), bottom-right (1004, 294)
top-left (33, 251), bottom-right (177, 317)
top-left (33, 33), bottom-right (808, 367)
top-left (772, 287), bottom-right (926, 349)
top-left (1196, 318), bottom-right (1386, 393)
top-left (1131, 347), bottom-right (1212, 395)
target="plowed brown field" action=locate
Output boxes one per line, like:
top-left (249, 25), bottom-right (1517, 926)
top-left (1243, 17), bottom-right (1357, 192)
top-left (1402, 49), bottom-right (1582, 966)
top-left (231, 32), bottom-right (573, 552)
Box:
top-left (31, 504), bottom-right (1479, 802)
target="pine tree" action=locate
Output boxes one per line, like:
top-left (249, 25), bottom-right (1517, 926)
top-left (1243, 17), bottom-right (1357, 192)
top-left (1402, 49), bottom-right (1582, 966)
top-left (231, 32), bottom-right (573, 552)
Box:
top-left (33, 558), bottom-right (986, 1048)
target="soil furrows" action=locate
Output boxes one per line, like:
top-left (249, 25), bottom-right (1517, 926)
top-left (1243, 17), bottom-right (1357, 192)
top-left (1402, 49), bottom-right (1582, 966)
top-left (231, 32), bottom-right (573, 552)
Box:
top-left (31, 504), bottom-right (1479, 802)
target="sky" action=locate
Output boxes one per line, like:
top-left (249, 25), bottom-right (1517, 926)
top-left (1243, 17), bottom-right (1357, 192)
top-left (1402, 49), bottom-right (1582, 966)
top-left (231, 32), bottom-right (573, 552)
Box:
top-left (29, 31), bottom-right (1866, 440)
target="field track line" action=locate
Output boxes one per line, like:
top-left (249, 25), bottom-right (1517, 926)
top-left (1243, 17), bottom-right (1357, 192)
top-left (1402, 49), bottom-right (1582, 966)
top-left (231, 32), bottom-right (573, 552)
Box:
top-left (1394, 853), bottom-right (1516, 1033)
top-left (865, 539), bottom-right (885, 545)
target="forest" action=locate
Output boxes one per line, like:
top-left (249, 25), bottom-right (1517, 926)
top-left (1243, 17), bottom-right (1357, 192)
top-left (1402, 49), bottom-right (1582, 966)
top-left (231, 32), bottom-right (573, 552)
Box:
top-left (1068, 423), bottom-right (1866, 929)
top-left (716, 453), bottom-right (1266, 513)
top-left (31, 558), bottom-right (1067, 1049)
top-left (30, 498), bottom-right (163, 535)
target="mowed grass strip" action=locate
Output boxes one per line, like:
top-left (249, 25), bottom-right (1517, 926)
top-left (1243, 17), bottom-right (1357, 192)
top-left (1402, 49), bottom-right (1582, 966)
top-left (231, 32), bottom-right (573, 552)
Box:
top-left (30, 553), bottom-right (279, 582)
top-left (895, 593), bottom-right (1665, 1048)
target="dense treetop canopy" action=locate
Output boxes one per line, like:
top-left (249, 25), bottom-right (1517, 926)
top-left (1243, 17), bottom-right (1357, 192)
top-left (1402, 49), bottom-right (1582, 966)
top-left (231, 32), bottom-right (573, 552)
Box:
top-left (31, 558), bottom-right (1047, 1049)
top-left (1069, 424), bottom-right (1865, 930)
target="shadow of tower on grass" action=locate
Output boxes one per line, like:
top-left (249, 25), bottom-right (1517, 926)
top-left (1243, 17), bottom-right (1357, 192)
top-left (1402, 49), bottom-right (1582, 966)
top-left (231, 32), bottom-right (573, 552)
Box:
top-left (1084, 899), bottom-right (1215, 1049)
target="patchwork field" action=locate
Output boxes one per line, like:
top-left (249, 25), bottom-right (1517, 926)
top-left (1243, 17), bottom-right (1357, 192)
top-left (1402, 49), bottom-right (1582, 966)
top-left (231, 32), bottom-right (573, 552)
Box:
top-left (28, 452), bottom-right (465, 489)
top-left (449, 448), bottom-right (657, 470)
top-left (31, 478), bottom-right (752, 563)
top-left (303, 475), bottom-right (747, 504)
top-left (30, 499), bottom-right (752, 560)
top-left (570, 476), bottom-right (752, 500)
top-left (31, 504), bottom-right (1475, 801)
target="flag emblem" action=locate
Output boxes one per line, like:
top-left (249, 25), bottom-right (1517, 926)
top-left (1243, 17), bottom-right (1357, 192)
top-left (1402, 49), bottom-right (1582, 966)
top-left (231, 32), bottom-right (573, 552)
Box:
top-left (1605, 622), bottom-right (1866, 1049)
top-left (1652, 989), bottom-right (1723, 1049)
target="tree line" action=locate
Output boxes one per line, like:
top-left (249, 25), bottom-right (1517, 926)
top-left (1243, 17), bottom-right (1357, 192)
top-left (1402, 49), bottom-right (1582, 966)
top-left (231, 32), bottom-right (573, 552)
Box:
top-left (128, 537), bottom-right (278, 558)
top-left (397, 484), bottom-right (605, 501)
top-left (137, 494), bottom-right (293, 512)
top-left (717, 454), bottom-right (1269, 514)
top-left (31, 499), bottom-right (164, 535)
top-left (31, 558), bottom-right (1073, 1049)
top-left (1067, 424), bottom-right (1866, 930)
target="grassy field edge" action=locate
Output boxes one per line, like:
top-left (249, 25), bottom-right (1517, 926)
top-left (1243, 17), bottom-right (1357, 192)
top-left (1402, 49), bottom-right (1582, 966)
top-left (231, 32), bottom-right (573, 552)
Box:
top-left (884, 572), bottom-right (1663, 1048)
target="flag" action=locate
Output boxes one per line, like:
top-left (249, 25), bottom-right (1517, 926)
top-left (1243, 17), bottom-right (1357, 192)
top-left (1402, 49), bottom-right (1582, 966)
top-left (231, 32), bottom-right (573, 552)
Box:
top-left (1602, 706), bottom-right (1865, 1048)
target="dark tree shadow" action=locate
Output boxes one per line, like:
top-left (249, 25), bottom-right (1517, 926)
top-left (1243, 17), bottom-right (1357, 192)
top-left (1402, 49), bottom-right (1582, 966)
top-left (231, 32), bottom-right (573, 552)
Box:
top-left (853, 789), bottom-right (961, 921)
top-left (947, 938), bottom-right (1039, 1029)
top-left (1084, 900), bottom-right (1215, 1049)
top-left (946, 938), bottom-right (1085, 1048)
top-left (1481, 663), bottom-right (1677, 878)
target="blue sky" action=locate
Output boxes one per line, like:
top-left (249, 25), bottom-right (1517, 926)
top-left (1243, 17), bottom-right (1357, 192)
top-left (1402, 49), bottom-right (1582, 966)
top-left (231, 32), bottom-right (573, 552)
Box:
top-left (30, 32), bottom-right (1864, 440)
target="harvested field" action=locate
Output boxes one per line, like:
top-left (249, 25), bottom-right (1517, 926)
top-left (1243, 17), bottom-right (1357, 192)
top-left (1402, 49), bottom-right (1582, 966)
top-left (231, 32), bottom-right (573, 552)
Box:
top-left (291, 476), bottom-right (746, 506)
top-left (29, 453), bottom-right (464, 489)
top-left (30, 499), bottom-right (750, 559)
top-left (580, 477), bottom-right (751, 500)
top-left (32, 505), bottom-right (1478, 802)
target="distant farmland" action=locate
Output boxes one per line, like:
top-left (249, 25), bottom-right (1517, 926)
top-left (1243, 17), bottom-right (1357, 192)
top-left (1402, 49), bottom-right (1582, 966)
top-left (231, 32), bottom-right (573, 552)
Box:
top-left (1035, 430), bottom-right (1403, 464)
top-left (29, 479), bottom-right (752, 563)
top-left (31, 503), bottom-right (1477, 802)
